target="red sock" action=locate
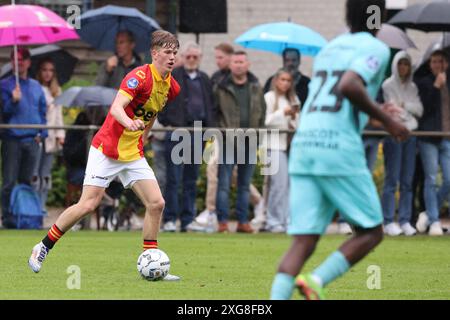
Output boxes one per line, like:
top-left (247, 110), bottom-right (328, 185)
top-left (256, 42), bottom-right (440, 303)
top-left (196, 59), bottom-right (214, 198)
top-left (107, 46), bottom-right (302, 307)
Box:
top-left (143, 240), bottom-right (158, 251)
top-left (42, 224), bottom-right (65, 249)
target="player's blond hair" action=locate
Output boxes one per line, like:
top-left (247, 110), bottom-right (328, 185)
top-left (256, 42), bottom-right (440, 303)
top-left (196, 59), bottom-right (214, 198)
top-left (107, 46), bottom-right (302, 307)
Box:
top-left (151, 30), bottom-right (180, 51)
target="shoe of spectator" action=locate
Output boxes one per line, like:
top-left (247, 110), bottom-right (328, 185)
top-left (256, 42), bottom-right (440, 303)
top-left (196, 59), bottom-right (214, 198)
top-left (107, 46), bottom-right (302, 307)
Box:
top-left (250, 219), bottom-right (265, 232)
top-left (195, 209), bottom-right (210, 225)
top-left (186, 221), bottom-right (206, 232)
top-left (237, 223), bottom-right (254, 234)
top-left (337, 222), bottom-right (353, 235)
top-left (325, 223), bottom-right (337, 234)
top-left (130, 213), bottom-right (143, 230)
top-left (205, 212), bottom-right (218, 233)
top-left (253, 200), bottom-right (265, 221)
top-left (218, 222), bottom-right (229, 233)
top-left (162, 221), bottom-right (176, 232)
top-left (250, 220), bottom-right (265, 231)
top-left (416, 212), bottom-right (429, 233)
top-left (71, 223), bottom-right (82, 232)
top-left (268, 225), bottom-right (286, 234)
top-left (384, 222), bottom-right (403, 236)
top-left (400, 223), bottom-right (417, 236)
top-left (251, 202), bottom-right (266, 231)
top-left (429, 221), bottom-right (444, 236)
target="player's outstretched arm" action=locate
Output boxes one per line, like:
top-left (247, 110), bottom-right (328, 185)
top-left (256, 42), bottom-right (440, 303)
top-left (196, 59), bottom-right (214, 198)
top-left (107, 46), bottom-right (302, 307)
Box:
top-left (110, 93), bottom-right (145, 131)
top-left (337, 71), bottom-right (410, 142)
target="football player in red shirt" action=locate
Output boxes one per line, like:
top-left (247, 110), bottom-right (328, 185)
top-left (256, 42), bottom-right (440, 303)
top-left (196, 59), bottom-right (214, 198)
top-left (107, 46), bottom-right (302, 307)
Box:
top-left (29, 30), bottom-right (182, 281)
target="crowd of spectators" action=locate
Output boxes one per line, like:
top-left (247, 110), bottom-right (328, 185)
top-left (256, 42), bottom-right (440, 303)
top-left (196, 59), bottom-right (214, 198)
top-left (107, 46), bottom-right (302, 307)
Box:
top-left (1, 33), bottom-right (449, 236)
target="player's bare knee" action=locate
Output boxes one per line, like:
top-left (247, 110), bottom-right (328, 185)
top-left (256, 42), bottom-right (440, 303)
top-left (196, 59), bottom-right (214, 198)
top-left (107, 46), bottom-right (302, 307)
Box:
top-left (78, 198), bottom-right (101, 214)
top-left (147, 197), bottom-right (165, 213)
top-left (155, 198), bottom-right (165, 211)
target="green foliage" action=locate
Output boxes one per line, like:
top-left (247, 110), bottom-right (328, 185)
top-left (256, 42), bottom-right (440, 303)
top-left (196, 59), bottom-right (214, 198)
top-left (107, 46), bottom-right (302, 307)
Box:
top-left (86, 61), bottom-right (99, 78)
top-left (61, 77), bottom-right (94, 91)
top-left (46, 157), bottom-right (66, 207)
top-left (372, 143), bottom-right (385, 195)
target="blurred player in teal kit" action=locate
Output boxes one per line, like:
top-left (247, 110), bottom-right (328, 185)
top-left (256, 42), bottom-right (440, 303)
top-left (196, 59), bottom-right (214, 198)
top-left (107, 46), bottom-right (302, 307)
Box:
top-left (270, 0), bottom-right (410, 300)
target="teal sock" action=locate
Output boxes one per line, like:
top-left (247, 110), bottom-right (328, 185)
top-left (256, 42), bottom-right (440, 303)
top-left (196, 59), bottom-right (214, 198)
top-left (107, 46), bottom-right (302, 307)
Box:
top-left (312, 251), bottom-right (350, 287)
top-left (270, 273), bottom-right (295, 300)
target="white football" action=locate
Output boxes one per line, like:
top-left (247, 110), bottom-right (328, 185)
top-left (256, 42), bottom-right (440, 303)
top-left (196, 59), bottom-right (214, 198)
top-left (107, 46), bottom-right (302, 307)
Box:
top-left (137, 249), bottom-right (170, 281)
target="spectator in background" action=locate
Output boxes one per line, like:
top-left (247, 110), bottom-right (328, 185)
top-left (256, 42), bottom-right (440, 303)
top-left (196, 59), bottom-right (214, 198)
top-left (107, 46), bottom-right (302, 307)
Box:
top-left (96, 30), bottom-right (142, 89)
top-left (264, 48), bottom-right (310, 108)
top-left (381, 51), bottom-right (423, 236)
top-left (262, 68), bottom-right (299, 233)
top-left (189, 42), bottom-right (264, 232)
top-left (415, 50), bottom-right (450, 236)
top-left (0, 47), bottom-right (47, 228)
top-left (211, 42), bottom-right (234, 87)
top-left (32, 58), bottom-right (65, 216)
top-left (158, 42), bottom-right (215, 232)
top-left (215, 51), bottom-right (266, 233)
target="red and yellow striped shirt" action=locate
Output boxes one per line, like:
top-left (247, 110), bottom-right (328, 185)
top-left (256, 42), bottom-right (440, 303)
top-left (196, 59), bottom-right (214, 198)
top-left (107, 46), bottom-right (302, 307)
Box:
top-left (92, 64), bottom-right (180, 161)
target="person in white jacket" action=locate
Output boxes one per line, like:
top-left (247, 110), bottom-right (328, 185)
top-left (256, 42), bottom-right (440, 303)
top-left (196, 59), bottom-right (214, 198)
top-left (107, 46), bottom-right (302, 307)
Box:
top-left (381, 51), bottom-right (423, 236)
top-left (263, 69), bottom-right (299, 233)
top-left (32, 58), bottom-right (65, 215)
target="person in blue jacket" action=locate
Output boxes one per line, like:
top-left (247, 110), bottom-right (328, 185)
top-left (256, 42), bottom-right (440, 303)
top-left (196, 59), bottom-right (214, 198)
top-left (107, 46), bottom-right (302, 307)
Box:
top-left (0, 47), bottom-right (47, 228)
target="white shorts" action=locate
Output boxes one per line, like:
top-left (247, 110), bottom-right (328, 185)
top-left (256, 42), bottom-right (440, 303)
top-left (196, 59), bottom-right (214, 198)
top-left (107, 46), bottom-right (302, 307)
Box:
top-left (83, 147), bottom-right (156, 189)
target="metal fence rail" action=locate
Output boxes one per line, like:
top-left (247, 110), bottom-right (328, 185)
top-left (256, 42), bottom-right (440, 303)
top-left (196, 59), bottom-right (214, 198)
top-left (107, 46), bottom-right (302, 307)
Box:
top-left (1, 124), bottom-right (450, 138)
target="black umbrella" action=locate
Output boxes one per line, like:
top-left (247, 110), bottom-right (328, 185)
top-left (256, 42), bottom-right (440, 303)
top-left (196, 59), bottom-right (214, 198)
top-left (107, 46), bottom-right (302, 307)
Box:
top-left (0, 45), bottom-right (78, 85)
top-left (389, 1), bottom-right (450, 32)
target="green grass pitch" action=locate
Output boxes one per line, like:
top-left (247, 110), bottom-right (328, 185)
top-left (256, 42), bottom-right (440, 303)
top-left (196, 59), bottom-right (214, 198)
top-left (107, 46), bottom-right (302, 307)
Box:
top-left (1, 230), bottom-right (450, 300)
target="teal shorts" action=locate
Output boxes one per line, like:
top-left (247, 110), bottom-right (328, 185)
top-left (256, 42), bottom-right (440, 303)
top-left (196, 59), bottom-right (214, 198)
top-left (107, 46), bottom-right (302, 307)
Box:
top-left (288, 173), bottom-right (383, 235)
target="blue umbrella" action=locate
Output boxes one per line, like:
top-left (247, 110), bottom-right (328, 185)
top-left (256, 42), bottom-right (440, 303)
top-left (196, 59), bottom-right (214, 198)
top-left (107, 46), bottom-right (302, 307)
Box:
top-left (77, 5), bottom-right (161, 53)
top-left (235, 22), bottom-right (327, 56)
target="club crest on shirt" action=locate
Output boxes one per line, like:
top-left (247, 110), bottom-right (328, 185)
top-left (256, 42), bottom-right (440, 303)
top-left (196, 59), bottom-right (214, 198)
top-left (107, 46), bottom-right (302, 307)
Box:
top-left (127, 77), bottom-right (139, 89)
top-left (366, 56), bottom-right (380, 72)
